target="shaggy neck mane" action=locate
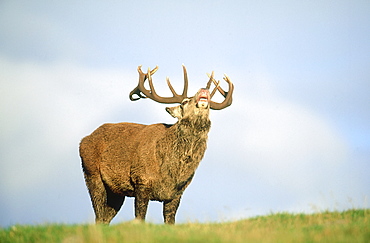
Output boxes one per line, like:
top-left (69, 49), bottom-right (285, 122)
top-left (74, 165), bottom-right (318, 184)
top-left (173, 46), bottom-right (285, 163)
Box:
top-left (172, 114), bottom-right (211, 173)
top-left (157, 114), bottom-right (211, 186)
top-left (177, 115), bottom-right (211, 137)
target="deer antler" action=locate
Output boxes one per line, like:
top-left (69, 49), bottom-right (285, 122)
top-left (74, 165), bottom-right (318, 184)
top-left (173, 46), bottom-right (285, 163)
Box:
top-left (206, 72), bottom-right (234, 110)
top-left (129, 66), bottom-right (158, 101)
top-left (129, 65), bottom-right (188, 104)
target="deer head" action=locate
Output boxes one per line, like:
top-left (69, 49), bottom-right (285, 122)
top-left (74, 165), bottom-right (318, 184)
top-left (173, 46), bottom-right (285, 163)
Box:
top-left (129, 65), bottom-right (234, 121)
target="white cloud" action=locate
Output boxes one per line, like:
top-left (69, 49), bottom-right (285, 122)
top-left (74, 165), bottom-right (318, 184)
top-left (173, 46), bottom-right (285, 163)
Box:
top-left (205, 72), bottom-right (353, 216)
top-left (0, 59), bottom-right (133, 196)
top-left (240, 95), bottom-right (350, 196)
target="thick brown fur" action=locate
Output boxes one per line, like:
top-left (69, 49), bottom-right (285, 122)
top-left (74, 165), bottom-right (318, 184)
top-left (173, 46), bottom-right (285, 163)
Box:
top-left (80, 92), bottom-right (211, 224)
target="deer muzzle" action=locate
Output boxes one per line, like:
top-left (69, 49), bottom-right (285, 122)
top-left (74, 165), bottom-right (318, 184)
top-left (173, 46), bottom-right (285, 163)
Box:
top-left (196, 88), bottom-right (211, 108)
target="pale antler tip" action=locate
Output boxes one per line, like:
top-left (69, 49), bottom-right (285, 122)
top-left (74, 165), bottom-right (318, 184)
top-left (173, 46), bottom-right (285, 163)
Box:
top-left (166, 76), bottom-right (172, 84)
top-left (137, 65), bottom-right (143, 72)
top-left (223, 73), bottom-right (231, 81)
top-left (206, 72), bottom-right (214, 78)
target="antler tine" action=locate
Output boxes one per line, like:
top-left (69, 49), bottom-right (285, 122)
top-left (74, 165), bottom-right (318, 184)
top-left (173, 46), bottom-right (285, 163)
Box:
top-left (137, 65), bottom-right (144, 74)
top-left (181, 64), bottom-right (189, 97)
top-left (210, 80), bottom-right (220, 98)
top-left (205, 71), bottom-right (214, 90)
top-left (166, 77), bottom-right (177, 95)
top-left (146, 67), bottom-right (171, 102)
top-left (150, 66), bottom-right (159, 75)
top-left (129, 65), bottom-right (151, 101)
top-left (165, 65), bottom-right (188, 98)
top-left (207, 72), bottom-right (226, 97)
top-left (146, 67), bottom-right (156, 96)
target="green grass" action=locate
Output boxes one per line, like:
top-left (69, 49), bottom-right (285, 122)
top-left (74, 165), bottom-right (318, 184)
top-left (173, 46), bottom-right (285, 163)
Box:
top-left (1, 209), bottom-right (369, 242)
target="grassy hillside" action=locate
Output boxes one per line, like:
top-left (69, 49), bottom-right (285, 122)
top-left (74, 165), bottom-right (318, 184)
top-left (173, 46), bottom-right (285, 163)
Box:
top-left (1, 209), bottom-right (369, 242)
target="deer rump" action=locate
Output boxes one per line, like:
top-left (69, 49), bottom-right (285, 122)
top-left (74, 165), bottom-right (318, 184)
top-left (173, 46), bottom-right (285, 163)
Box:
top-left (80, 65), bottom-right (233, 225)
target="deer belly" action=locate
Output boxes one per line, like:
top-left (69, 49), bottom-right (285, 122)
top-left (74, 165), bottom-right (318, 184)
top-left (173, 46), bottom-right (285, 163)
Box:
top-left (100, 167), bottom-right (134, 194)
top-left (149, 179), bottom-right (189, 201)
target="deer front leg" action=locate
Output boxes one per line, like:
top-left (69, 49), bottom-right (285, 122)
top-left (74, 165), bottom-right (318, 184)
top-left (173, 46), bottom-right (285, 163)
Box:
top-left (163, 195), bottom-right (181, 224)
top-left (134, 185), bottom-right (150, 221)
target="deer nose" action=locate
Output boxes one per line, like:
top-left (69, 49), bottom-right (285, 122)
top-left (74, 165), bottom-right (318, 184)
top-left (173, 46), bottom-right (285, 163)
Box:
top-left (196, 89), bottom-right (210, 109)
top-left (197, 89), bottom-right (210, 101)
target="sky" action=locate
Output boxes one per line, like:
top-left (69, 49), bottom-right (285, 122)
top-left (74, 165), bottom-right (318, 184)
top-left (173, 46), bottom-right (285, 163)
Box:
top-left (0, 0), bottom-right (369, 226)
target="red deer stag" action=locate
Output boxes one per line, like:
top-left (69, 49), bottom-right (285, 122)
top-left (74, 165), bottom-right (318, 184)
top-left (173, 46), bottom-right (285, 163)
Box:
top-left (80, 65), bottom-right (234, 224)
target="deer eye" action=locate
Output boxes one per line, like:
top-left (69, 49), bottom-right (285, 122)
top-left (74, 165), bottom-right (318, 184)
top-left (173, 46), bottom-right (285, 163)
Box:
top-left (181, 99), bottom-right (189, 105)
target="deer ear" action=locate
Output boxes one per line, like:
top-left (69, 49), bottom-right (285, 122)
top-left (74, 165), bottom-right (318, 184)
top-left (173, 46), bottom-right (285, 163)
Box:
top-left (166, 106), bottom-right (183, 119)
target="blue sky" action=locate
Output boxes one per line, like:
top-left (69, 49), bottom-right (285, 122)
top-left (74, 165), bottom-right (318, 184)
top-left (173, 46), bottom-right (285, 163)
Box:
top-left (0, 0), bottom-right (369, 226)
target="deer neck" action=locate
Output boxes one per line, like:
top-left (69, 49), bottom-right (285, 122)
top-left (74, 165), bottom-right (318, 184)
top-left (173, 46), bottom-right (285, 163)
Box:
top-left (173, 114), bottom-right (211, 162)
top-left (160, 115), bottom-right (209, 184)
top-left (155, 115), bottom-right (210, 196)
top-left (177, 115), bottom-right (211, 138)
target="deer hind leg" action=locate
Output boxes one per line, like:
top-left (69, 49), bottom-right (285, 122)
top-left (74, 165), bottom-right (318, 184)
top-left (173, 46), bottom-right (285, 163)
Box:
top-left (84, 173), bottom-right (125, 224)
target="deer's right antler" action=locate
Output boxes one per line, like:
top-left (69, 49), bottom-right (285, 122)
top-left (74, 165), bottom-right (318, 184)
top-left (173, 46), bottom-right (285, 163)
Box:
top-left (206, 72), bottom-right (234, 110)
top-left (129, 65), bottom-right (188, 104)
